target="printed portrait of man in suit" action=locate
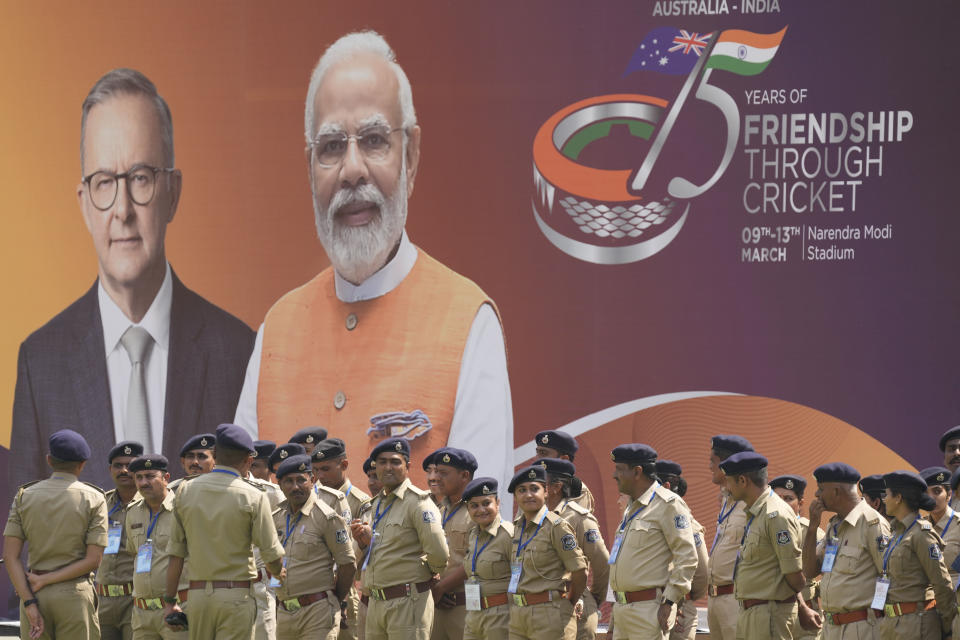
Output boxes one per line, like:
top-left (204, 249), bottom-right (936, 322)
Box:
top-left (9, 69), bottom-right (255, 492)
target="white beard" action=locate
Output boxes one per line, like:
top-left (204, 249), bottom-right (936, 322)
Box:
top-left (313, 159), bottom-right (408, 285)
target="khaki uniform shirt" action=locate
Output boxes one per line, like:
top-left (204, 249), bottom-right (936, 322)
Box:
top-left (817, 500), bottom-right (890, 613)
top-left (462, 515), bottom-right (514, 596)
top-left (608, 483), bottom-right (697, 604)
top-left (512, 504), bottom-right (587, 593)
top-left (441, 497), bottom-right (473, 586)
top-left (571, 481), bottom-right (595, 513)
top-left (797, 515), bottom-right (824, 602)
top-left (4, 472), bottom-right (109, 571)
top-left (690, 516), bottom-right (710, 600)
top-left (886, 511), bottom-right (955, 629)
top-left (169, 465), bottom-right (284, 581)
top-left (95, 489), bottom-right (140, 587)
top-left (246, 473), bottom-right (283, 573)
top-left (272, 491), bottom-right (356, 599)
top-left (931, 508), bottom-right (960, 582)
top-left (337, 478), bottom-right (372, 522)
top-left (362, 478), bottom-right (448, 589)
top-left (125, 491), bottom-right (189, 598)
top-left (557, 499), bottom-right (609, 602)
top-left (733, 488), bottom-right (803, 601)
top-left (315, 482), bottom-right (350, 520)
top-left (708, 489), bottom-right (747, 587)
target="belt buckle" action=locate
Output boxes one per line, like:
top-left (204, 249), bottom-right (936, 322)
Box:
top-left (283, 598), bottom-right (301, 612)
top-left (615, 591), bottom-right (627, 605)
top-left (371, 588), bottom-right (385, 601)
top-left (146, 598), bottom-right (162, 610)
top-left (708, 585), bottom-right (716, 597)
top-left (107, 584), bottom-right (124, 597)
top-left (512, 594), bottom-right (526, 607)
top-left (884, 604), bottom-right (895, 617)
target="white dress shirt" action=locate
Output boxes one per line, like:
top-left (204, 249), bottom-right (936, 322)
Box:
top-left (234, 231), bottom-right (514, 510)
top-left (99, 262), bottom-right (172, 452)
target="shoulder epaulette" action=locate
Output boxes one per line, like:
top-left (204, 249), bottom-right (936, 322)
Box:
top-left (318, 484), bottom-right (346, 499)
top-left (500, 520), bottom-right (515, 537)
top-left (314, 499), bottom-right (337, 518)
top-left (768, 510), bottom-right (780, 519)
top-left (544, 511), bottom-right (565, 525)
top-left (17, 480), bottom-right (39, 492)
top-left (243, 478), bottom-right (267, 491)
top-left (408, 484), bottom-right (431, 498)
top-left (919, 520), bottom-right (933, 531)
top-left (657, 490), bottom-right (677, 503)
top-left (565, 501), bottom-right (590, 516)
top-left (82, 481), bottom-right (106, 494)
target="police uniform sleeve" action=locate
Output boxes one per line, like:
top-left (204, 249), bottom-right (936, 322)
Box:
top-left (864, 513), bottom-right (891, 574)
top-left (579, 514), bottom-right (610, 601)
top-left (690, 521), bottom-right (710, 600)
top-left (551, 516), bottom-right (587, 573)
top-left (168, 499), bottom-right (188, 559)
top-left (912, 526), bottom-right (956, 632)
top-left (86, 491), bottom-right (109, 547)
top-left (413, 496), bottom-right (449, 574)
top-left (320, 511), bottom-right (357, 567)
top-left (767, 510), bottom-right (803, 576)
top-left (251, 491), bottom-right (284, 565)
top-left (661, 500), bottom-right (698, 604)
top-left (3, 496), bottom-right (24, 539)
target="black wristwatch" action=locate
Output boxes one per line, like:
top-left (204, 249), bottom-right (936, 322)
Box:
top-left (23, 598), bottom-right (38, 608)
top-left (662, 598), bottom-right (675, 606)
top-left (162, 595), bottom-right (178, 605)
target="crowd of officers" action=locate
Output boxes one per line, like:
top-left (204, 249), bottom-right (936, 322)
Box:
top-left (6, 425), bottom-right (960, 640)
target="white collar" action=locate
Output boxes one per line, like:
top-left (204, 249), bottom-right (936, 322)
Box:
top-left (99, 262), bottom-right (173, 356)
top-left (333, 230), bottom-right (417, 303)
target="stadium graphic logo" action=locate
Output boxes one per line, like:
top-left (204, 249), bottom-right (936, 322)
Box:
top-left (532, 26), bottom-right (787, 264)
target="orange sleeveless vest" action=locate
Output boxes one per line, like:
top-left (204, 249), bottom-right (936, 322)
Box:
top-left (257, 249), bottom-right (497, 488)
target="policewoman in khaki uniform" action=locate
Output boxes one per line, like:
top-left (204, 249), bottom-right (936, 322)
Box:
top-left (272, 455), bottom-right (357, 640)
top-left (125, 454), bottom-right (189, 640)
top-left (533, 431), bottom-right (595, 513)
top-left (164, 424), bottom-right (286, 640)
top-left (876, 471), bottom-right (955, 640)
top-left (459, 477), bottom-right (513, 640)
top-left (608, 445), bottom-right (696, 640)
top-left (803, 463), bottom-right (890, 640)
top-left (706, 435), bottom-right (754, 640)
top-left (98, 441), bottom-right (145, 640)
top-left (536, 457), bottom-right (608, 640)
top-left (349, 437), bottom-right (449, 640)
top-left (508, 464), bottom-right (587, 640)
top-left (3, 429), bottom-right (109, 640)
top-left (719, 452), bottom-right (815, 640)
top-left (920, 467), bottom-right (960, 583)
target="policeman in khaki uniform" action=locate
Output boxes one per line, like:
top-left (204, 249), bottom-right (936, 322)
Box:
top-left (720, 452), bottom-right (816, 640)
top-left (349, 437), bottom-right (449, 640)
top-left (803, 463), bottom-right (890, 640)
top-left (654, 460), bottom-right (709, 640)
top-left (247, 447), bottom-right (285, 640)
top-left (312, 438), bottom-right (373, 640)
top-left (272, 455), bottom-right (357, 640)
top-left (251, 441), bottom-right (278, 482)
top-left (920, 467), bottom-right (960, 583)
top-left (164, 424), bottom-right (286, 640)
top-left (124, 454), bottom-right (189, 639)
top-left (3, 429), bottom-right (109, 640)
top-left (97, 441), bottom-right (145, 640)
top-left (706, 434), bottom-right (754, 640)
top-left (859, 475), bottom-right (888, 518)
top-left (607, 445), bottom-right (696, 640)
top-left (460, 477), bottom-right (513, 640)
top-left (533, 430), bottom-right (595, 513)
top-left (876, 471), bottom-right (955, 640)
top-left (536, 457), bottom-right (609, 640)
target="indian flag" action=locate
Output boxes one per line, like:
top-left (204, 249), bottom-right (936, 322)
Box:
top-left (706, 27), bottom-right (787, 76)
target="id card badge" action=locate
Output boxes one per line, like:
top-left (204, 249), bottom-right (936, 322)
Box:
top-left (821, 542), bottom-right (839, 573)
top-left (105, 523), bottom-right (122, 555)
top-left (464, 577), bottom-right (481, 611)
top-left (268, 558), bottom-right (285, 589)
top-left (608, 534), bottom-right (624, 564)
top-left (507, 562), bottom-right (522, 594)
top-left (135, 540), bottom-right (153, 573)
top-left (870, 576), bottom-right (890, 610)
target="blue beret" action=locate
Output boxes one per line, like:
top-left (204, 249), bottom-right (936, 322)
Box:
top-left (108, 440), bottom-right (144, 462)
top-left (421, 450), bottom-right (437, 471)
top-left (611, 444), bottom-right (657, 466)
top-left (253, 440), bottom-right (276, 460)
top-left (363, 457), bottom-right (377, 474)
top-left (655, 460), bottom-right (683, 477)
top-left (289, 427), bottom-right (328, 446)
top-left (883, 470), bottom-right (927, 493)
top-left (129, 454), bottom-right (168, 473)
top-left (276, 454), bottom-right (313, 479)
top-left (939, 425), bottom-right (960, 452)
top-left (711, 435), bottom-right (754, 456)
top-left (814, 462), bottom-right (861, 484)
top-left (269, 443), bottom-right (307, 471)
top-left (432, 447), bottom-right (478, 472)
top-left (179, 433), bottom-right (216, 457)
top-left (535, 457), bottom-right (576, 478)
top-left (49, 429), bottom-right (92, 462)
top-left (920, 466), bottom-right (952, 487)
top-left (719, 451), bottom-right (768, 475)
top-left (215, 424), bottom-right (255, 453)
top-left (463, 477), bottom-right (499, 502)
top-left (770, 474), bottom-right (807, 496)
top-left (535, 430), bottom-right (578, 455)
top-left (371, 438), bottom-right (410, 460)
top-left (312, 438), bottom-right (346, 461)
top-left (508, 465), bottom-right (547, 492)
top-left (858, 474), bottom-right (885, 498)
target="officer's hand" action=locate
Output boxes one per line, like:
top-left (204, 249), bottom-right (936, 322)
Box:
top-left (350, 521), bottom-right (372, 547)
top-left (573, 598), bottom-right (584, 619)
top-left (798, 603), bottom-right (822, 631)
top-left (163, 603), bottom-right (185, 631)
top-left (672, 607), bottom-right (684, 631)
top-left (23, 601), bottom-right (43, 640)
top-left (25, 572), bottom-right (46, 594)
top-left (808, 499), bottom-right (826, 526)
top-left (277, 567), bottom-right (287, 584)
top-left (657, 602), bottom-right (674, 632)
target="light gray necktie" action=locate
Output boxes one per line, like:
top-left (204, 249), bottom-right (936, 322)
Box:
top-left (120, 326), bottom-right (154, 453)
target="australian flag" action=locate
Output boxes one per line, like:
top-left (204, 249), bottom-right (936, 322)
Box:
top-left (624, 27), bottom-right (714, 76)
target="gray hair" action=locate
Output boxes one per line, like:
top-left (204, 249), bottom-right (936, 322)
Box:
top-left (80, 68), bottom-right (174, 172)
top-left (304, 31), bottom-right (417, 143)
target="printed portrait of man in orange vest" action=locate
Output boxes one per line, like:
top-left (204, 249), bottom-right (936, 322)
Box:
top-left (234, 30), bottom-right (514, 495)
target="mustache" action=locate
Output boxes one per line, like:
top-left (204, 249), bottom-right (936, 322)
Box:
top-left (328, 183), bottom-right (386, 221)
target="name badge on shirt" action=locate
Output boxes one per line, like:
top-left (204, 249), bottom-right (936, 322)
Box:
top-left (870, 576), bottom-right (890, 610)
top-left (268, 558), bottom-right (285, 589)
top-left (465, 577), bottom-right (481, 611)
top-left (821, 541), bottom-right (839, 573)
top-left (135, 541), bottom-right (153, 573)
top-left (507, 562), bottom-right (522, 594)
top-left (608, 533), bottom-right (624, 564)
top-left (105, 523), bottom-right (122, 555)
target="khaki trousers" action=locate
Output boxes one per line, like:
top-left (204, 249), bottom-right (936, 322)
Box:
top-left (98, 594), bottom-right (134, 640)
top-left (431, 604), bottom-right (466, 640)
top-left (365, 587), bottom-right (433, 640)
top-left (575, 591), bottom-right (599, 640)
top-left (669, 599), bottom-right (698, 640)
top-left (708, 593), bottom-right (739, 640)
top-left (822, 614), bottom-right (880, 640)
top-left (131, 604), bottom-right (188, 640)
top-left (611, 600), bottom-right (673, 640)
top-left (22, 577), bottom-right (100, 640)
top-left (876, 610), bottom-right (941, 640)
top-left (276, 596), bottom-right (339, 640)
top-left (337, 585), bottom-right (361, 640)
top-left (509, 599), bottom-right (577, 640)
top-left (186, 585), bottom-right (256, 640)
top-left (252, 580), bottom-right (276, 640)
top-left (735, 601), bottom-right (797, 640)
top-left (464, 603), bottom-right (509, 640)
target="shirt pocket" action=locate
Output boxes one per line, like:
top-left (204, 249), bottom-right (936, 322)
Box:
top-left (742, 530), bottom-right (765, 562)
top-left (476, 548), bottom-right (511, 581)
top-left (833, 543), bottom-right (861, 574)
top-left (888, 540), bottom-right (914, 578)
top-left (291, 531), bottom-right (323, 561)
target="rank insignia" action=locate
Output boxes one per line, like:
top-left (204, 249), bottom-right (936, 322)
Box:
top-left (561, 534), bottom-right (577, 550)
top-left (930, 544), bottom-right (943, 560)
top-left (423, 511), bottom-right (437, 523)
top-left (585, 529), bottom-right (600, 543)
top-left (675, 515), bottom-right (688, 529)
top-left (776, 530), bottom-right (790, 545)
top-left (336, 529), bottom-right (348, 544)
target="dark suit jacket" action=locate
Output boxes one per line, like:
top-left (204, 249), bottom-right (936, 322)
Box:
top-left (9, 272), bottom-right (255, 493)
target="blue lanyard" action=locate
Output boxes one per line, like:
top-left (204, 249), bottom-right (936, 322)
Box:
top-left (619, 492), bottom-right (655, 533)
top-left (211, 468), bottom-right (239, 478)
top-left (108, 499), bottom-right (124, 519)
top-left (516, 511), bottom-right (547, 558)
top-left (717, 497), bottom-right (737, 526)
top-left (472, 532), bottom-right (494, 574)
top-left (443, 502), bottom-right (463, 529)
top-left (146, 507), bottom-right (162, 539)
top-left (343, 481), bottom-right (353, 500)
top-left (943, 510), bottom-right (956, 539)
top-left (372, 497), bottom-right (395, 533)
top-left (284, 512), bottom-right (303, 546)
top-left (883, 516), bottom-right (920, 573)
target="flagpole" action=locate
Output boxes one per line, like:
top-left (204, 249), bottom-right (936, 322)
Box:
top-left (630, 31), bottom-right (719, 193)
